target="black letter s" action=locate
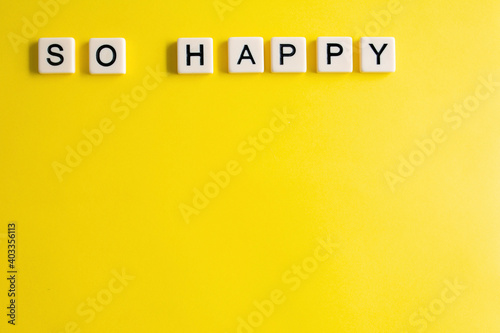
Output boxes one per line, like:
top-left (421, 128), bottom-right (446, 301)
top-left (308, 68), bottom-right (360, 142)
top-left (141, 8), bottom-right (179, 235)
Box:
top-left (47, 44), bottom-right (64, 66)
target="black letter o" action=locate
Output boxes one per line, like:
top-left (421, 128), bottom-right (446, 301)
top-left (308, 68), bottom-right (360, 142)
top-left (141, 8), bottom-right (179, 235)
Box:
top-left (96, 45), bottom-right (116, 67)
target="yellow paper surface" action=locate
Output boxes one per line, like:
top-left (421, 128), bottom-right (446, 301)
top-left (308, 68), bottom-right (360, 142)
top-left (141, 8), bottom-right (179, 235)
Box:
top-left (1, 0), bottom-right (499, 332)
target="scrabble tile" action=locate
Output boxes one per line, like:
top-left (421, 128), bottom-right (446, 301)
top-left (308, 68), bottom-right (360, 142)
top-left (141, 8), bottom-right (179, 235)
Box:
top-left (177, 38), bottom-right (213, 74)
top-left (317, 37), bottom-right (352, 73)
top-left (360, 37), bottom-right (395, 73)
top-left (89, 38), bottom-right (126, 74)
top-left (271, 37), bottom-right (307, 73)
top-left (228, 37), bottom-right (264, 73)
top-left (38, 38), bottom-right (75, 74)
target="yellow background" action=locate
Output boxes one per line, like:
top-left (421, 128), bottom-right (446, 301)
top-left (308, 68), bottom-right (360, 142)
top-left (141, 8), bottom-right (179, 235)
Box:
top-left (1, 0), bottom-right (500, 332)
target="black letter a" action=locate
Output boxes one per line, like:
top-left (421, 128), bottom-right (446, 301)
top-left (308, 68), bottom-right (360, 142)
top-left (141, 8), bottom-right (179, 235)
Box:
top-left (237, 45), bottom-right (256, 65)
